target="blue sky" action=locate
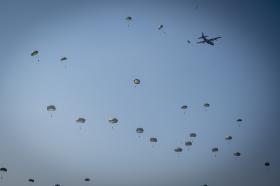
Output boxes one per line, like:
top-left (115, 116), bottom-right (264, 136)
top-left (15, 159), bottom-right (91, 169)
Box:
top-left (0, 0), bottom-right (279, 186)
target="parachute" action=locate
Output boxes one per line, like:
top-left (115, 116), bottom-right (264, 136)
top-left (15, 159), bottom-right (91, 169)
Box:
top-left (47, 105), bottom-right (56, 117)
top-left (212, 147), bottom-right (219, 157)
top-left (136, 128), bottom-right (144, 137)
top-left (225, 136), bottom-right (232, 140)
top-left (84, 178), bottom-right (90, 182)
top-left (190, 133), bottom-right (197, 138)
top-left (125, 16), bottom-right (132, 27)
top-left (31, 50), bottom-right (39, 62)
top-left (189, 133), bottom-right (197, 142)
top-left (0, 168), bottom-right (7, 180)
top-left (31, 50), bottom-right (39, 56)
top-left (76, 117), bottom-right (86, 130)
top-left (174, 147), bottom-right (183, 155)
top-left (150, 137), bottom-right (157, 147)
top-left (133, 78), bottom-right (140, 86)
top-left (236, 118), bottom-right (243, 127)
top-left (174, 147), bottom-right (183, 152)
top-left (76, 117), bottom-right (86, 123)
top-left (181, 105), bottom-right (188, 114)
top-left (158, 24), bottom-right (165, 33)
top-left (109, 117), bottom-right (118, 129)
top-left (185, 141), bottom-right (192, 150)
top-left (203, 103), bottom-right (210, 111)
top-left (225, 135), bottom-right (233, 143)
top-left (60, 57), bottom-right (67, 61)
top-left (233, 152), bottom-right (241, 157)
top-left (264, 162), bottom-right (270, 167)
top-left (60, 57), bottom-right (68, 68)
top-left (28, 179), bottom-right (35, 183)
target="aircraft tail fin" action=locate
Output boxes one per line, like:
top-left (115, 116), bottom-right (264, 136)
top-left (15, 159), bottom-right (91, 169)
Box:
top-left (198, 32), bottom-right (208, 39)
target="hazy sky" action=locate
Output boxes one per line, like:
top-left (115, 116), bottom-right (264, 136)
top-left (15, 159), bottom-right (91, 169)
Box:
top-left (0, 0), bottom-right (280, 186)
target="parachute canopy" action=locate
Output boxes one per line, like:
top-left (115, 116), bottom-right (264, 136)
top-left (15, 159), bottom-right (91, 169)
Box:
top-left (31, 50), bottom-right (39, 56)
top-left (133, 78), bottom-right (140, 85)
top-left (60, 57), bottom-right (67, 61)
top-left (0, 168), bottom-right (7, 172)
top-left (0, 168), bottom-right (7, 180)
top-left (76, 117), bottom-right (86, 123)
top-left (185, 141), bottom-right (192, 147)
top-left (225, 136), bottom-right (233, 140)
top-left (109, 117), bottom-right (118, 124)
top-left (190, 133), bottom-right (197, 138)
top-left (125, 16), bottom-right (132, 21)
top-left (212, 147), bottom-right (219, 152)
top-left (136, 128), bottom-right (144, 133)
top-left (84, 178), bottom-right (90, 182)
top-left (174, 147), bottom-right (183, 152)
top-left (47, 105), bottom-right (56, 111)
top-left (150, 137), bottom-right (157, 143)
top-left (181, 105), bottom-right (188, 110)
top-left (125, 16), bottom-right (132, 27)
top-left (203, 103), bottom-right (210, 108)
top-left (233, 152), bottom-right (241, 157)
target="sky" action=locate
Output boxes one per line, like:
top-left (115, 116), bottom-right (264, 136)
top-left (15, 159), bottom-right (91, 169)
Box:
top-left (0, 0), bottom-right (280, 186)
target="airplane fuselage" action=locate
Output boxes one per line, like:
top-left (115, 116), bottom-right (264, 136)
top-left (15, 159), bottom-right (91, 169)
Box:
top-left (202, 36), bottom-right (214, 45)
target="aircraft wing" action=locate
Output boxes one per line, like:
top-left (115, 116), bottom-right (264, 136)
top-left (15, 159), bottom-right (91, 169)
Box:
top-left (197, 40), bottom-right (206, 44)
top-left (208, 37), bottom-right (221, 41)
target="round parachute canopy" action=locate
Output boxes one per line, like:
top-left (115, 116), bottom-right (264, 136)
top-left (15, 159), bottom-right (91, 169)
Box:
top-left (60, 57), bottom-right (67, 61)
top-left (84, 178), bottom-right (90, 182)
top-left (190, 133), bottom-right (197, 138)
top-left (125, 16), bottom-right (132, 21)
top-left (236, 118), bottom-right (243, 122)
top-left (158, 24), bottom-right (163, 30)
top-left (76, 117), bottom-right (86, 124)
top-left (0, 167), bottom-right (7, 180)
top-left (212, 147), bottom-right (219, 153)
top-left (31, 50), bottom-right (39, 56)
top-left (264, 162), bottom-right (270, 167)
top-left (181, 105), bottom-right (188, 110)
top-left (47, 105), bottom-right (56, 112)
top-left (150, 137), bottom-right (157, 143)
top-left (28, 179), bottom-right (35, 183)
top-left (225, 136), bottom-right (233, 140)
top-left (136, 128), bottom-right (144, 133)
top-left (125, 16), bottom-right (132, 27)
top-left (133, 78), bottom-right (140, 85)
top-left (185, 141), bottom-right (192, 147)
top-left (174, 147), bottom-right (183, 153)
top-left (0, 168), bottom-right (7, 172)
top-left (109, 117), bottom-right (118, 124)
top-left (203, 103), bottom-right (210, 108)
top-left (233, 152), bottom-right (241, 157)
